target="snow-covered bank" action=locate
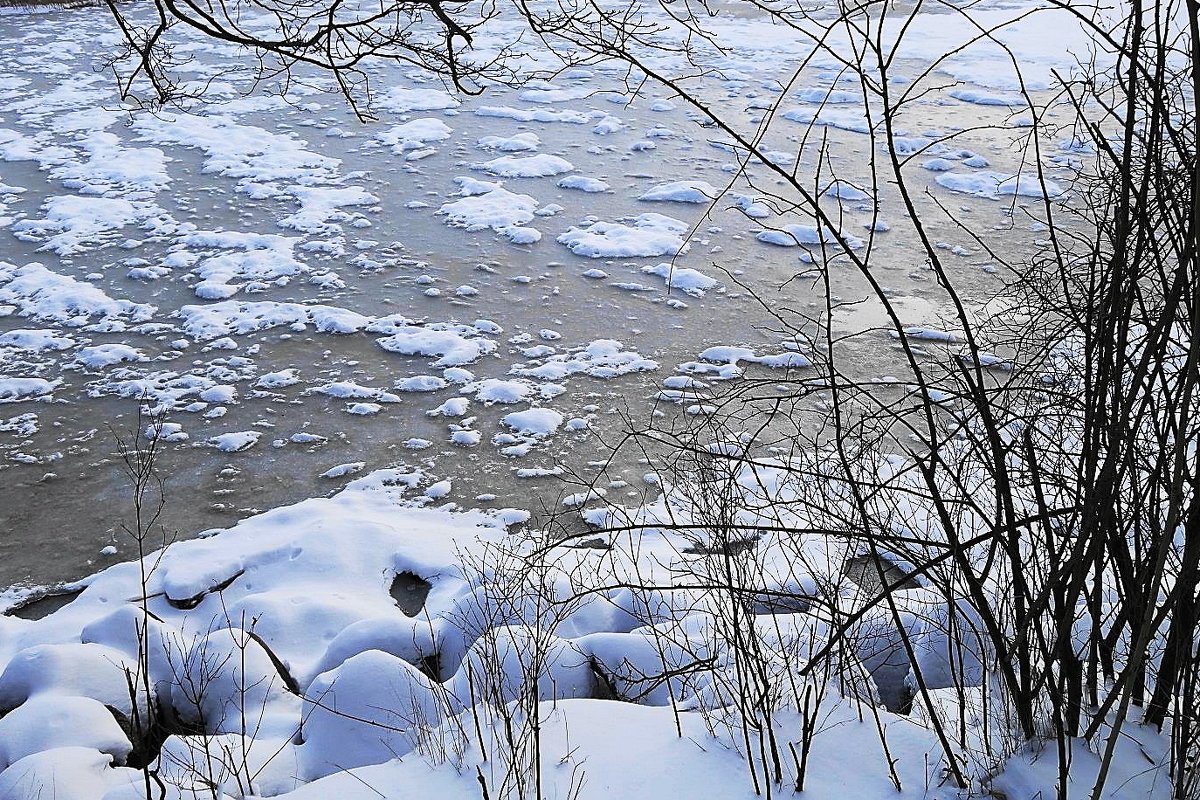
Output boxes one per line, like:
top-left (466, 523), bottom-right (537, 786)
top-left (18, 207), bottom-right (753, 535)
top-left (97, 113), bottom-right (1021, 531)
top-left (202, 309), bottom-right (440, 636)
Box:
top-left (0, 466), bottom-right (1173, 798)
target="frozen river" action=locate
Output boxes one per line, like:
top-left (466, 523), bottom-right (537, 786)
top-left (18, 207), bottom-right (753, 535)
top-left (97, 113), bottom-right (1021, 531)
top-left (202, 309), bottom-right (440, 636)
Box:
top-left (0, 0), bottom-right (1081, 592)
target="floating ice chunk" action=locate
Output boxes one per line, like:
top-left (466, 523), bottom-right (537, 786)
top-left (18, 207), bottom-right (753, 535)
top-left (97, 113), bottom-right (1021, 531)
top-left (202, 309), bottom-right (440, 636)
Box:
top-left (935, 170), bottom-right (1062, 199)
top-left (452, 176), bottom-right (501, 196)
top-left (517, 466), bottom-right (563, 479)
top-left (183, 231), bottom-right (310, 299)
top-left (315, 381), bottom-right (401, 403)
top-left (71, 343), bottom-right (147, 369)
top-left (503, 226), bottom-right (542, 244)
top-left (793, 87), bottom-right (861, 104)
top-left (756, 224), bottom-right (865, 250)
top-left (698, 344), bottom-right (811, 370)
top-left (958, 351), bottom-right (1014, 370)
top-left (476, 132), bottom-right (541, 151)
top-left (563, 488), bottom-right (607, 508)
top-left (279, 185), bottom-right (377, 234)
top-left (347, 402), bottom-right (383, 415)
top-left (133, 112), bottom-right (341, 195)
top-left (663, 375), bottom-right (707, 390)
top-left (888, 136), bottom-right (933, 155)
top-left (891, 326), bottom-right (960, 343)
top-left (502, 408), bottom-right (564, 437)
top-left (558, 213), bottom-right (689, 258)
top-left (208, 431), bottom-right (261, 452)
top-left (640, 262), bottom-right (719, 297)
top-left (12, 195), bottom-right (145, 255)
top-left (821, 180), bottom-right (872, 201)
top-left (146, 421), bottom-right (187, 442)
top-left (395, 375), bottom-right (448, 392)
top-left (256, 369), bottom-right (301, 389)
top-left (0, 413), bottom-right (38, 436)
top-left (731, 194), bottom-right (771, 219)
top-left (372, 318), bottom-right (497, 367)
top-left (437, 181), bottom-right (540, 239)
top-left (782, 107), bottom-right (871, 134)
top-left (52, 129), bottom-right (171, 194)
top-left (0, 262), bottom-right (155, 327)
top-left (176, 300), bottom-right (370, 339)
top-left (372, 86), bottom-right (459, 113)
top-left (322, 462), bottom-right (366, 479)
top-left (472, 154), bottom-right (574, 178)
top-left (428, 397), bottom-right (470, 417)
top-left (639, 180), bottom-right (717, 203)
top-left (378, 118), bottom-right (453, 154)
top-left (0, 329), bottom-right (74, 351)
top-left (518, 86), bottom-right (595, 103)
top-left (655, 388), bottom-right (707, 403)
top-left (510, 339), bottom-right (657, 381)
top-left (949, 88), bottom-right (1025, 107)
top-left (474, 319), bottom-right (503, 335)
top-left (462, 378), bottom-right (534, 404)
top-left (0, 377), bottom-right (60, 403)
top-left (450, 429), bottom-right (481, 446)
top-left (558, 175), bottom-right (610, 193)
top-left (592, 115), bottom-right (624, 134)
top-left (475, 106), bottom-right (594, 124)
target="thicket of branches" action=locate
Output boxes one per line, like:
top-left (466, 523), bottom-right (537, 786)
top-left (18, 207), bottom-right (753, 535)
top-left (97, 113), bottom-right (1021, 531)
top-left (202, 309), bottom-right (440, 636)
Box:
top-left (98, 0), bottom-right (1198, 797)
